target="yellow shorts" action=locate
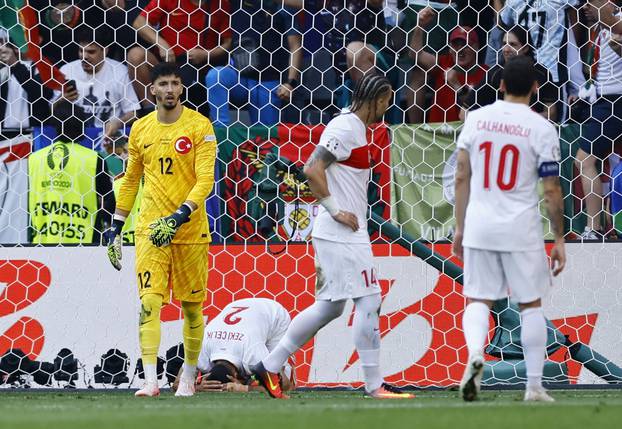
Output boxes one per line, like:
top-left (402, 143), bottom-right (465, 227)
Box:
top-left (135, 236), bottom-right (209, 303)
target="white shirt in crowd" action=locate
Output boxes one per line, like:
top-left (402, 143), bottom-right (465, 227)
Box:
top-left (197, 298), bottom-right (291, 376)
top-left (54, 58), bottom-right (140, 128)
top-left (312, 110), bottom-right (371, 244)
top-left (457, 100), bottom-right (560, 252)
top-left (502, 0), bottom-right (580, 83)
top-left (1, 61), bottom-right (32, 130)
top-left (595, 25), bottom-right (622, 95)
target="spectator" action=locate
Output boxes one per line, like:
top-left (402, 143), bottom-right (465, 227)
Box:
top-left (53, 27), bottom-right (140, 143)
top-left (205, 0), bottom-right (302, 127)
top-left (485, 0), bottom-right (507, 67)
top-left (408, 7), bottom-right (487, 123)
top-left (27, 101), bottom-right (114, 244)
top-left (288, 0), bottom-right (398, 120)
top-left (341, 0), bottom-right (393, 84)
top-left (403, 1), bottom-right (495, 123)
top-left (461, 26), bottom-right (558, 120)
top-left (574, 0), bottom-right (622, 239)
top-left (79, 0), bottom-right (138, 62)
top-left (0, 29), bottom-right (53, 132)
top-left (403, 1), bottom-right (458, 54)
top-left (500, 0), bottom-right (583, 119)
top-left (128, 0), bottom-right (233, 114)
top-left (0, 29), bottom-right (53, 246)
top-left (99, 132), bottom-right (128, 177)
top-left (288, 0), bottom-right (389, 80)
top-left (32, 0), bottom-right (83, 67)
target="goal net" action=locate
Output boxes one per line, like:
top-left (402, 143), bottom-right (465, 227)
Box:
top-left (0, 0), bottom-right (621, 389)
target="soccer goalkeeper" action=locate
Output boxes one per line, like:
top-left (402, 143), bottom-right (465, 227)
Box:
top-left (105, 62), bottom-right (217, 398)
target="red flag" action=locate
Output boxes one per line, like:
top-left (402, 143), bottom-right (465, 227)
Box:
top-left (18, 4), bottom-right (65, 90)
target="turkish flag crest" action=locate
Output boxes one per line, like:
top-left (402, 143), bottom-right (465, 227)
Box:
top-left (174, 136), bottom-right (192, 154)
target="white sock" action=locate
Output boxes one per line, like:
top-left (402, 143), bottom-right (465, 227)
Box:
top-left (353, 294), bottom-right (383, 392)
top-left (359, 349), bottom-right (382, 392)
top-left (263, 300), bottom-right (346, 373)
top-left (462, 302), bottom-right (490, 358)
top-left (181, 363), bottom-right (197, 382)
top-left (144, 364), bottom-right (157, 384)
top-left (521, 307), bottom-right (547, 389)
top-left (262, 339), bottom-right (298, 374)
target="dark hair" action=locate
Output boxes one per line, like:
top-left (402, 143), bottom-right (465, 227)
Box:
top-left (350, 73), bottom-right (392, 113)
top-left (506, 25), bottom-right (535, 60)
top-left (74, 25), bottom-right (111, 49)
top-left (51, 100), bottom-right (87, 142)
top-left (502, 56), bottom-right (536, 97)
top-left (150, 62), bottom-right (182, 83)
top-left (205, 362), bottom-right (237, 384)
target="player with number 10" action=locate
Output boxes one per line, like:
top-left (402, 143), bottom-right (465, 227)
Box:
top-left (453, 56), bottom-right (566, 402)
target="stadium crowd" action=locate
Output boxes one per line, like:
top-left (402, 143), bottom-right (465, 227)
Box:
top-left (1, 0), bottom-right (622, 243)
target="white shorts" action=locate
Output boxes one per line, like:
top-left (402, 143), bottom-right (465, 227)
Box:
top-left (463, 247), bottom-right (551, 303)
top-left (312, 238), bottom-right (381, 301)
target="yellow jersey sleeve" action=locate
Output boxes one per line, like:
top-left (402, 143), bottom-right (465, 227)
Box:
top-left (119, 108), bottom-right (217, 244)
top-left (116, 123), bottom-right (144, 214)
top-left (186, 121), bottom-right (217, 206)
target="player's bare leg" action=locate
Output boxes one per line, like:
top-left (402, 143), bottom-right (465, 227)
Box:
top-left (136, 293), bottom-right (163, 397)
top-left (575, 149), bottom-right (603, 237)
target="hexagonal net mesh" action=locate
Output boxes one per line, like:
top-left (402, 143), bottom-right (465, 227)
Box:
top-left (0, 1), bottom-right (621, 389)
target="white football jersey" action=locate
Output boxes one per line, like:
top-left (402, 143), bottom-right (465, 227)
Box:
top-left (502, 0), bottom-right (579, 83)
top-left (197, 298), bottom-right (291, 376)
top-left (54, 59), bottom-right (140, 128)
top-left (457, 100), bottom-right (560, 251)
top-left (595, 26), bottom-right (622, 95)
top-left (311, 111), bottom-right (371, 244)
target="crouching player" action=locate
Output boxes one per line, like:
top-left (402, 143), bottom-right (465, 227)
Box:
top-left (174, 298), bottom-right (296, 394)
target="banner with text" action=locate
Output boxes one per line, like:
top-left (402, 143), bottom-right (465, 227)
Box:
top-left (1, 243), bottom-right (619, 388)
top-left (390, 123), bottom-right (461, 241)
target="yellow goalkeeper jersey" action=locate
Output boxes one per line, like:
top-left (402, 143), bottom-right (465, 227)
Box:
top-left (116, 107), bottom-right (218, 244)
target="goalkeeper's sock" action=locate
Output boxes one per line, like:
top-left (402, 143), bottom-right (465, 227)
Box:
top-left (181, 301), bottom-right (204, 377)
top-left (521, 307), bottom-right (547, 389)
top-left (353, 294), bottom-right (382, 392)
top-left (139, 293), bottom-right (163, 384)
top-left (144, 364), bottom-right (157, 384)
top-left (462, 302), bottom-right (490, 358)
top-left (263, 300), bottom-right (346, 373)
top-left (181, 363), bottom-right (197, 383)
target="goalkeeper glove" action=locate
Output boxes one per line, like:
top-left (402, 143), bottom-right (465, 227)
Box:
top-left (105, 217), bottom-right (125, 271)
top-left (149, 203), bottom-right (192, 247)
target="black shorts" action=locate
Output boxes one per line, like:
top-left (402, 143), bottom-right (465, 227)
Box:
top-left (578, 95), bottom-right (622, 159)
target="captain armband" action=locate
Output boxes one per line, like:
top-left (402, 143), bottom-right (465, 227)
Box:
top-left (539, 161), bottom-right (560, 178)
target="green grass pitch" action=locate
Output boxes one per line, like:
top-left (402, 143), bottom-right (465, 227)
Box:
top-left (0, 389), bottom-right (621, 429)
